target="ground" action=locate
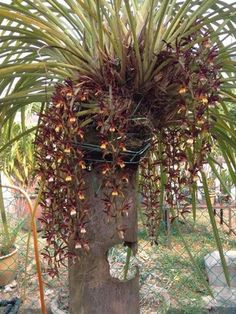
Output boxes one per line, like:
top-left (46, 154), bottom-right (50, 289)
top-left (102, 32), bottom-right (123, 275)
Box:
top-left (0, 207), bottom-right (236, 313)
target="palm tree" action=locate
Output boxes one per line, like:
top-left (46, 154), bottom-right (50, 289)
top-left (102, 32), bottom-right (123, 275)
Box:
top-left (0, 1), bottom-right (236, 313)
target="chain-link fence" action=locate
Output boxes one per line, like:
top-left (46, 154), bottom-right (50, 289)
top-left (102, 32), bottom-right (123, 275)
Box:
top-left (1, 187), bottom-right (236, 313)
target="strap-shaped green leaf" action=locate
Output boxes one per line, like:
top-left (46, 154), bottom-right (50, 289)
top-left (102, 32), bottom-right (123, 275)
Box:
top-left (201, 171), bottom-right (231, 287)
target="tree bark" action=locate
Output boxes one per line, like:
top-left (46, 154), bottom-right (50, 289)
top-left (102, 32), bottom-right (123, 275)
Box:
top-left (69, 166), bottom-right (139, 314)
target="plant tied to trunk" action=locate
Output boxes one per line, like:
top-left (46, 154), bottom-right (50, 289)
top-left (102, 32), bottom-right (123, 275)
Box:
top-left (0, 0), bottom-right (235, 278)
top-left (35, 26), bottom-right (220, 275)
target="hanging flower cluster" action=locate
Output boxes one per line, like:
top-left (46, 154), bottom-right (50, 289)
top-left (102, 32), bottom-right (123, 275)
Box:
top-left (35, 80), bottom-right (100, 275)
top-left (35, 78), bottom-right (136, 274)
top-left (35, 26), bottom-right (221, 274)
top-left (96, 95), bottom-right (133, 225)
top-left (140, 32), bottom-right (220, 240)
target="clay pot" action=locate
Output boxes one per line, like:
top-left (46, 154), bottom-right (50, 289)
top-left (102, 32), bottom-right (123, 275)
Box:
top-left (0, 247), bottom-right (18, 286)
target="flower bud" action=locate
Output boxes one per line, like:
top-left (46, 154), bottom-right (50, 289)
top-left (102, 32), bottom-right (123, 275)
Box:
top-left (100, 141), bottom-right (108, 150)
top-left (80, 227), bottom-right (86, 234)
top-left (179, 86), bottom-right (187, 94)
top-left (70, 208), bottom-right (76, 216)
top-left (78, 191), bottom-right (85, 200)
top-left (112, 190), bottom-right (119, 196)
top-left (65, 175), bottom-right (72, 182)
top-left (79, 160), bottom-right (86, 169)
top-left (75, 241), bottom-right (82, 249)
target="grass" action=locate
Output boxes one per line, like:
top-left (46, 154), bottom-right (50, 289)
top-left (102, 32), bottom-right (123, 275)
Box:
top-left (106, 208), bottom-right (236, 313)
top-left (2, 204), bottom-right (236, 313)
top-left (137, 209), bottom-right (236, 313)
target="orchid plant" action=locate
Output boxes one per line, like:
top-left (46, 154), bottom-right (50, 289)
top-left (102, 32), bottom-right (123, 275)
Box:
top-left (0, 0), bottom-right (235, 279)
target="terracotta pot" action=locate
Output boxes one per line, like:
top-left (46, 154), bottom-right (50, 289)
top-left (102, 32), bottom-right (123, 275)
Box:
top-left (0, 247), bottom-right (18, 286)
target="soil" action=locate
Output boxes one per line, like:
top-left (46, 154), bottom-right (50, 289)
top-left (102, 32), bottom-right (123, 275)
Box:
top-left (0, 247), bottom-right (167, 314)
top-left (0, 277), bottom-right (165, 314)
top-left (1, 206), bottom-right (235, 313)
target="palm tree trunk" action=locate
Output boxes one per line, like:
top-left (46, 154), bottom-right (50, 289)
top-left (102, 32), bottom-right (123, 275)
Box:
top-left (69, 166), bottom-right (139, 314)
